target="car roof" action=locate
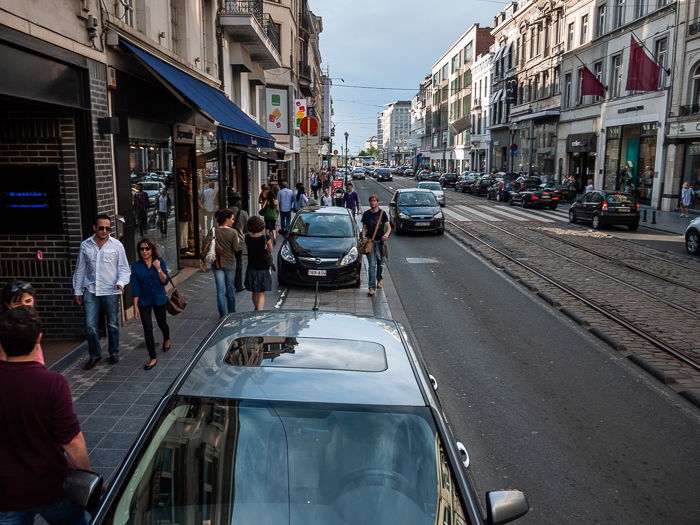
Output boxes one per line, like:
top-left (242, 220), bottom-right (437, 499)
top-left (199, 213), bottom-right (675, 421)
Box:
top-left (177, 311), bottom-right (426, 406)
top-left (297, 206), bottom-right (351, 215)
top-left (396, 187), bottom-right (434, 193)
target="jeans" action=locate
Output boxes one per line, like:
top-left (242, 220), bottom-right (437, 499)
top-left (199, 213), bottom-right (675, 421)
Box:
top-left (0, 497), bottom-right (86, 525)
top-left (280, 211), bottom-right (292, 233)
top-left (82, 291), bottom-right (120, 359)
top-left (157, 212), bottom-right (168, 235)
top-left (213, 263), bottom-right (236, 316)
top-left (138, 303), bottom-right (170, 359)
top-left (366, 241), bottom-right (384, 291)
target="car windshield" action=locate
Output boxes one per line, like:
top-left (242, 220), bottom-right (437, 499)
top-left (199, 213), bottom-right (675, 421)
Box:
top-left (418, 182), bottom-right (441, 191)
top-left (378, 169), bottom-right (390, 174)
top-left (398, 192), bottom-right (438, 206)
top-left (104, 397), bottom-right (454, 525)
top-left (606, 193), bottom-right (634, 204)
top-left (290, 213), bottom-right (354, 238)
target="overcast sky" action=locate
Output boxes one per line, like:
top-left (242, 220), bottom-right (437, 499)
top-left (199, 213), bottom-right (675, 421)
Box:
top-left (308, 0), bottom-right (494, 155)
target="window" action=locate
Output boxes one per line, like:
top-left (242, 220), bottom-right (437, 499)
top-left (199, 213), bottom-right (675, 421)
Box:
top-left (613, 0), bottom-right (624, 29)
top-left (655, 37), bottom-right (668, 88)
top-left (119, 0), bottom-right (134, 27)
top-left (581, 15), bottom-right (589, 44)
top-left (594, 61), bottom-right (604, 100)
top-left (692, 64), bottom-right (700, 106)
top-left (442, 64), bottom-right (449, 81)
top-left (554, 12), bottom-right (562, 44)
top-left (635, 0), bottom-right (648, 18)
top-left (464, 42), bottom-right (473, 61)
top-left (577, 68), bottom-right (584, 104)
top-left (610, 54), bottom-right (622, 97)
top-left (530, 27), bottom-right (537, 57)
top-left (564, 73), bottom-right (572, 107)
top-left (553, 66), bottom-right (561, 94)
top-left (433, 72), bottom-right (439, 84)
top-left (597, 4), bottom-right (606, 37)
top-left (567, 23), bottom-right (575, 50)
top-left (544, 19), bottom-right (551, 56)
top-left (543, 70), bottom-right (550, 97)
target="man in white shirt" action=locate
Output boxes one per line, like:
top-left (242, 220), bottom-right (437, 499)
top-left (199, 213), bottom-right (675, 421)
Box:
top-left (276, 181), bottom-right (295, 235)
top-left (320, 187), bottom-right (333, 206)
top-left (72, 214), bottom-right (130, 370)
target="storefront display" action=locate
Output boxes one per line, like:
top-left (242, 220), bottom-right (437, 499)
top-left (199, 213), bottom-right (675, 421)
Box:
top-left (603, 123), bottom-right (656, 202)
top-left (682, 142), bottom-right (700, 211)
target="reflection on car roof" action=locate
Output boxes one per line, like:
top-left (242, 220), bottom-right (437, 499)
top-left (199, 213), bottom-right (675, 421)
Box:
top-left (179, 311), bottom-right (425, 406)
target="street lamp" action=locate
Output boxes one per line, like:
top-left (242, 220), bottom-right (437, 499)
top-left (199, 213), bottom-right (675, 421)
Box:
top-left (344, 131), bottom-right (349, 171)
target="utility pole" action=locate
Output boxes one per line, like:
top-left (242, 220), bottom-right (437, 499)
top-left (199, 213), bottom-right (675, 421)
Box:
top-left (344, 131), bottom-right (349, 171)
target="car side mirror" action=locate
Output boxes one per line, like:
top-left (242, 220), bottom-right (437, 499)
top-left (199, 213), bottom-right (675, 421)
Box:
top-left (389, 201), bottom-right (396, 207)
top-left (62, 469), bottom-right (104, 516)
top-left (485, 490), bottom-right (529, 524)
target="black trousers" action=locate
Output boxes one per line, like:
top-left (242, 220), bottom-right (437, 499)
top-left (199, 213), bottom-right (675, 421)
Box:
top-left (138, 303), bottom-right (170, 359)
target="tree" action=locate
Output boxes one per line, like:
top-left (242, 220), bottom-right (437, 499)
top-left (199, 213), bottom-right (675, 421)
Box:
top-left (358, 150), bottom-right (368, 156)
top-left (366, 146), bottom-right (379, 157)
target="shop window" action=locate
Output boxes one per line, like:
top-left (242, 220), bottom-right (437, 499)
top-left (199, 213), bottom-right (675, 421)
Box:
top-left (0, 165), bottom-right (62, 234)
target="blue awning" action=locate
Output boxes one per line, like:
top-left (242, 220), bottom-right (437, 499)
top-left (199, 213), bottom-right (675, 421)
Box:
top-left (121, 40), bottom-right (275, 149)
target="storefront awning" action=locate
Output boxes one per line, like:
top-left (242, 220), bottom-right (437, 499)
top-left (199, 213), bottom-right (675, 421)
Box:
top-left (228, 144), bottom-right (280, 162)
top-left (491, 89), bottom-right (504, 104)
top-left (121, 40), bottom-right (275, 149)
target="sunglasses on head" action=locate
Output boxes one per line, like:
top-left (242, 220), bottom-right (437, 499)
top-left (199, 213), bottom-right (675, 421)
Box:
top-left (10, 282), bottom-right (31, 293)
top-left (97, 226), bottom-right (111, 231)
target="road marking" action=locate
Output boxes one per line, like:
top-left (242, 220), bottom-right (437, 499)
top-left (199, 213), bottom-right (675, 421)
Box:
top-left (453, 205), bottom-right (507, 222)
top-left (406, 257), bottom-right (439, 263)
top-left (443, 208), bottom-right (473, 222)
top-left (485, 205), bottom-right (555, 222)
top-left (477, 206), bottom-right (534, 221)
top-left (522, 208), bottom-right (569, 222)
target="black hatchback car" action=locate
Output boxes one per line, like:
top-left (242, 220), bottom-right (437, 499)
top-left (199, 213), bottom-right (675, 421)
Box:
top-left (439, 173), bottom-right (458, 187)
top-left (376, 168), bottom-right (393, 182)
top-left (471, 175), bottom-right (497, 196)
top-left (389, 188), bottom-right (445, 235)
top-left (278, 206), bottom-right (361, 287)
top-left (568, 190), bottom-right (640, 230)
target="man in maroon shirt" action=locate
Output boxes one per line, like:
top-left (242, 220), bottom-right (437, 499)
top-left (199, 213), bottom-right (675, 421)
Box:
top-left (0, 307), bottom-right (91, 525)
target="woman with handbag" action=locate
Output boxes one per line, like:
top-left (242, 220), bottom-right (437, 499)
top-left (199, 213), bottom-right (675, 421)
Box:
top-left (200, 208), bottom-right (241, 317)
top-left (263, 184), bottom-right (280, 243)
top-left (244, 216), bottom-right (273, 311)
top-left (131, 238), bottom-right (171, 370)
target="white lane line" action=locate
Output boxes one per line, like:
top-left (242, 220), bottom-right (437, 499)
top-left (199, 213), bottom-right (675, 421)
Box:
top-left (443, 207), bottom-right (473, 222)
top-left (483, 205), bottom-right (555, 222)
top-left (477, 206), bottom-right (533, 222)
top-left (521, 207), bottom-right (569, 222)
top-left (453, 205), bottom-right (506, 221)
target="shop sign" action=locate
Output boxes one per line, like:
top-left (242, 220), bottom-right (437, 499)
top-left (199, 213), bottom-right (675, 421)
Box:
top-left (174, 124), bottom-right (195, 144)
top-left (641, 123), bottom-right (657, 137)
top-left (265, 88), bottom-right (289, 134)
top-left (618, 105), bottom-right (644, 114)
top-left (293, 99), bottom-right (307, 129)
top-left (566, 133), bottom-right (597, 153)
top-left (606, 126), bottom-right (621, 139)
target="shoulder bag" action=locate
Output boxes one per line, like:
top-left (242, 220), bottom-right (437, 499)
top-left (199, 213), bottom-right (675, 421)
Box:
top-left (358, 210), bottom-right (383, 255)
top-left (202, 227), bottom-right (217, 264)
top-left (165, 275), bottom-right (187, 315)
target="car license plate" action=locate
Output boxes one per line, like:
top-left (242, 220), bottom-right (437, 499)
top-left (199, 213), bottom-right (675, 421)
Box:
top-left (415, 222), bottom-right (430, 227)
top-left (308, 269), bottom-right (327, 276)
top-left (617, 207), bottom-right (630, 212)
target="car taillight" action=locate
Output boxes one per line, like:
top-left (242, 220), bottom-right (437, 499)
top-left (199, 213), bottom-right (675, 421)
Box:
top-left (532, 195), bottom-right (539, 199)
top-left (602, 201), bottom-right (608, 212)
top-left (635, 202), bottom-right (639, 210)
top-left (501, 182), bottom-right (505, 190)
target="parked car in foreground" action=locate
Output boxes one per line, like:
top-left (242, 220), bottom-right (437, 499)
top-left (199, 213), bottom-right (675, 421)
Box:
top-left (686, 216), bottom-right (700, 254)
top-left (417, 181), bottom-right (445, 206)
top-left (568, 190), bottom-right (640, 230)
top-left (89, 311), bottom-right (529, 525)
top-left (486, 179), bottom-right (512, 202)
top-left (390, 188), bottom-right (445, 235)
top-left (278, 206), bottom-right (361, 287)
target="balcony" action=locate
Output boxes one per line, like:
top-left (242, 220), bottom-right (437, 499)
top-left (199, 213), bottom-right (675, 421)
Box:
top-left (298, 61), bottom-right (313, 96)
top-left (220, 0), bottom-right (282, 69)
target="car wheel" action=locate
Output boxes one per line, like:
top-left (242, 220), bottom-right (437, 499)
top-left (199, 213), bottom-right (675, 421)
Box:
top-left (568, 209), bottom-right (577, 223)
top-left (436, 227), bottom-right (445, 235)
top-left (687, 230), bottom-right (700, 254)
top-left (628, 223), bottom-right (639, 231)
top-left (548, 205), bottom-right (557, 210)
top-left (592, 214), bottom-right (602, 229)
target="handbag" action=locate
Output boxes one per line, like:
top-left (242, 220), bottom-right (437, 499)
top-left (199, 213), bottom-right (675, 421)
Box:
top-left (165, 277), bottom-right (187, 315)
top-left (358, 210), bottom-right (384, 255)
top-left (202, 227), bottom-right (217, 264)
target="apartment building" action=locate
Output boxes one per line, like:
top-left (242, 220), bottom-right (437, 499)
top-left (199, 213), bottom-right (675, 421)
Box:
top-left (470, 51), bottom-right (494, 172)
top-left (410, 78), bottom-right (431, 168)
top-left (379, 101), bottom-right (412, 166)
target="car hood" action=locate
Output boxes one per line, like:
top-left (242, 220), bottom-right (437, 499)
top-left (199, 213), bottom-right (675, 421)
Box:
top-left (288, 235), bottom-right (355, 257)
top-left (399, 206), bottom-right (440, 216)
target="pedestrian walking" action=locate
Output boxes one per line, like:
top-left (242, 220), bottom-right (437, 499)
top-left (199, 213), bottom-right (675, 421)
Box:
top-left (0, 280), bottom-right (44, 364)
top-left (360, 195), bottom-right (391, 297)
top-left (320, 187), bottom-right (333, 206)
top-left (72, 214), bottom-right (130, 370)
top-left (293, 185), bottom-right (309, 212)
top-left (229, 192), bottom-right (249, 291)
top-left (276, 181), bottom-right (295, 235)
top-left (258, 183), bottom-right (269, 210)
top-left (680, 182), bottom-right (694, 217)
top-left (200, 209), bottom-right (242, 317)
top-left (310, 171), bottom-right (320, 199)
top-left (343, 182), bottom-right (359, 214)
top-left (585, 179), bottom-right (594, 193)
top-left (131, 239), bottom-right (171, 371)
top-left (261, 185), bottom-right (279, 243)
top-left (156, 188), bottom-right (170, 237)
top-left (244, 216), bottom-right (273, 311)
top-left (133, 183), bottom-right (149, 237)
top-left (0, 306), bottom-right (91, 525)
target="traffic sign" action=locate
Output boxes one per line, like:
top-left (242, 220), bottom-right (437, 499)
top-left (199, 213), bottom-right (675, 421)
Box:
top-left (333, 149), bottom-right (338, 155)
top-left (510, 143), bottom-right (519, 152)
top-left (331, 179), bottom-right (343, 191)
top-left (300, 116), bottom-right (319, 136)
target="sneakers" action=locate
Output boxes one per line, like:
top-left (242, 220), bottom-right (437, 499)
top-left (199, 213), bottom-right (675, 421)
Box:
top-left (377, 281), bottom-right (383, 289)
top-left (367, 288), bottom-right (375, 296)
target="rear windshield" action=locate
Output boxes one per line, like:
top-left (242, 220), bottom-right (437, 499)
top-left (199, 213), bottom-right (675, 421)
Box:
top-left (101, 397), bottom-right (469, 525)
top-left (290, 213), bottom-right (354, 237)
top-left (398, 192), bottom-right (438, 206)
top-left (605, 193), bottom-right (634, 204)
top-left (418, 182), bottom-right (441, 191)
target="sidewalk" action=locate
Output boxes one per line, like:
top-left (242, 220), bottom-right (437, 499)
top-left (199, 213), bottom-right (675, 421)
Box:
top-left (53, 260), bottom-right (390, 481)
top-left (637, 204), bottom-right (695, 235)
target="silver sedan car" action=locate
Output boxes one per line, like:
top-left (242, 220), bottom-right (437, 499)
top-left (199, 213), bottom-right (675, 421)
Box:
top-left (417, 181), bottom-right (446, 207)
top-left (90, 312), bottom-right (528, 525)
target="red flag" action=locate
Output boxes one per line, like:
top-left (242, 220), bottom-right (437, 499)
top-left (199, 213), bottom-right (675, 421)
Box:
top-left (625, 36), bottom-right (661, 92)
top-left (581, 66), bottom-right (606, 97)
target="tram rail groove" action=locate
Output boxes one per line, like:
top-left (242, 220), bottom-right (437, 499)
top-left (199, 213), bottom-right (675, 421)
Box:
top-left (446, 219), bottom-right (700, 374)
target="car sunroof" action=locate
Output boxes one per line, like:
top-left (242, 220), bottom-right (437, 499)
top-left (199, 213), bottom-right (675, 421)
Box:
top-left (223, 336), bottom-right (387, 372)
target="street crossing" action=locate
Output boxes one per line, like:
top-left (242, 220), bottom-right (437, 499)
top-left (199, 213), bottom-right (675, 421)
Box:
top-left (443, 204), bottom-right (569, 224)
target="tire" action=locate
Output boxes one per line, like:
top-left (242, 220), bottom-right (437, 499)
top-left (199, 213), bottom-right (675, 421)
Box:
top-left (628, 223), bottom-right (639, 231)
top-left (687, 230), bottom-right (700, 254)
top-left (592, 214), bottom-right (602, 229)
top-left (548, 205), bottom-right (557, 210)
top-left (436, 227), bottom-right (445, 235)
top-left (568, 209), bottom-right (577, 223)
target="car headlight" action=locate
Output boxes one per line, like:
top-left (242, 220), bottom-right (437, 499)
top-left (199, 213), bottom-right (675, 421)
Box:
top-left (399, 212), bottom-right (410, 220)
top-left (433, 211), bottom-right (443, 220)
top-left (340, 246), bottom-right (358, 266)
top-left (280, 243), bottom-right (296, 263)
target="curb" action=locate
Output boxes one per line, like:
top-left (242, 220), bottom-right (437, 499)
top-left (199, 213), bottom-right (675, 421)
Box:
top-left (589, 327), bottom-right (626, 352)
top-left (559, 307), bottom-right (591, 327)
top-left (626, 354), bottom-right (676, 385)
top-left (679, 390), bottom-right (700, 410)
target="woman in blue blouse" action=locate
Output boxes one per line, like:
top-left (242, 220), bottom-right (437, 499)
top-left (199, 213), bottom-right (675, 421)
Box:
top-left (131, 238), bottom-right (171, 370)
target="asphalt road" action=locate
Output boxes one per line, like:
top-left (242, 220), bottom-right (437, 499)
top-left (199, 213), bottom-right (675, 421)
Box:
top-left (352, 176), bottom-right (700, 524)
